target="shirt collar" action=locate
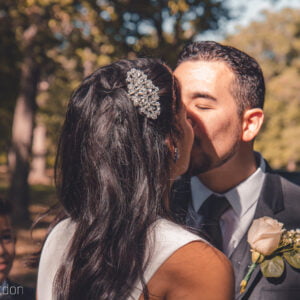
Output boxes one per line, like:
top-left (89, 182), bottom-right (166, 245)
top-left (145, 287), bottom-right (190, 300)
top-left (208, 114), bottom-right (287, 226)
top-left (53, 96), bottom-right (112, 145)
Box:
top-left (190, 152), bottom-right (266, 216)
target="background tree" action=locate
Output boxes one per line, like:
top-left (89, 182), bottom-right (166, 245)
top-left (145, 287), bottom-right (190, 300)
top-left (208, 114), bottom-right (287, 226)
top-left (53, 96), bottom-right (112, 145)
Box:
top-left (89, 0), bottom-right (229, 66)
top-left (0, 0), bottom-right (104, 222)
top-left (225, 8), bottom-right (300, 170)
top-left (0, 0), bottom-right (231, 222)
top-left (0, 3), bottom-right (20, 163)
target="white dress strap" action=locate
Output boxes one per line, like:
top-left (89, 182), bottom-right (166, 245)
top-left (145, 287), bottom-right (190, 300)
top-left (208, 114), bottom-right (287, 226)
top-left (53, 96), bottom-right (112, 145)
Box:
top-left (37, 218), bottom-right (75, 300)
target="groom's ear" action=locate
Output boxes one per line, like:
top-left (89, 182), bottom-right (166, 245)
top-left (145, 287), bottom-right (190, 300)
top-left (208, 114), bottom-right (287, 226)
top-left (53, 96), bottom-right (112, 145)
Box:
top-left (241, 108), bottom-right (264, 142)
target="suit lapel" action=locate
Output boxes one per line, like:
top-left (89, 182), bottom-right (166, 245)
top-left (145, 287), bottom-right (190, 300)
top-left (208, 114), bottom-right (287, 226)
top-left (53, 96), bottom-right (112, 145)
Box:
top-left (172, 172), bottom-right (287, 298)
top-left (232, 173), bottom-right (285, 299)
top-left (230, 231), bottom-right (252, 298)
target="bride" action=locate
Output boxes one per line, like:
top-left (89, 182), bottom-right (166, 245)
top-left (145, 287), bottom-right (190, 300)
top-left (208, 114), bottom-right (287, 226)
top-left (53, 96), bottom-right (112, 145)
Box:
top-left (37, 58), bottom-right (234, 300)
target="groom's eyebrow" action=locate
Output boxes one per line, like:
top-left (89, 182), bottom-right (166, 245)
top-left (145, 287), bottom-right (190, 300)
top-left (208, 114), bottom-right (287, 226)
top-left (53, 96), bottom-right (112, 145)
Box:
top-left (191, 92), bottom-right (217, 101)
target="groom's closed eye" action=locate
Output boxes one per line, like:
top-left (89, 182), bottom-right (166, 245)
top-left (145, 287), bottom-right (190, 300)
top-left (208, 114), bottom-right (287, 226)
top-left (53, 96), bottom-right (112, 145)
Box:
top-left (195, 105), bottom-right (212, 110)
top-left (193, 98), bottom-right (216, 111)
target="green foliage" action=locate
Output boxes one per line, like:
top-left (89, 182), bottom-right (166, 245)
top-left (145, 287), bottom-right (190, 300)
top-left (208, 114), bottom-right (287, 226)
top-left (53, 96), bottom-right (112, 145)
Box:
top-left (260, 255), bottom-right (284, 278)
top-left (91, 0), bottom-right (229, 66)
top-left (283, 250), bottom-right (300, 269)
top-left (1, 0), bottom-right (231, 165)
top-left (226, 8), bottom-right (300, 170)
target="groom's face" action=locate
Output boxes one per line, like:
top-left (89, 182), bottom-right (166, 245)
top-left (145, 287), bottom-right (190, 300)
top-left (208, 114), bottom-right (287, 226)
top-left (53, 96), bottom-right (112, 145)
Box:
top-left (174, 60), bottom-right (242, 174)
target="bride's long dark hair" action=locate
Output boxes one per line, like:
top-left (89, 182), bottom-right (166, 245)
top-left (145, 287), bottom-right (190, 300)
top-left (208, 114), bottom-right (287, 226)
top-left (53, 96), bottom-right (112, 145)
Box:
top-left (53, 58), bottom-right (181, 299)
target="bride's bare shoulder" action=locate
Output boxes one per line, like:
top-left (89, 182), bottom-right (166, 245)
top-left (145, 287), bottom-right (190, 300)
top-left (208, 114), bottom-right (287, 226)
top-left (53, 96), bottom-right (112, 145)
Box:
top-left (145, 241), bottom-right (234, 300)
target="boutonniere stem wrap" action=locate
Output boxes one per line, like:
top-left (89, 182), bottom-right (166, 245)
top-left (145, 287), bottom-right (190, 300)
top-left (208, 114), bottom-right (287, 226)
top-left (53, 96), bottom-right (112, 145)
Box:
top-left (240, 216), bottom-right (300, 294)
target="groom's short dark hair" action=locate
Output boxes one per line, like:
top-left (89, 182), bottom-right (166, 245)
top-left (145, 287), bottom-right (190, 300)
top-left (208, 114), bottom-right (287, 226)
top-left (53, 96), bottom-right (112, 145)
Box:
top-left (177, 41), bottom-right (265, 116)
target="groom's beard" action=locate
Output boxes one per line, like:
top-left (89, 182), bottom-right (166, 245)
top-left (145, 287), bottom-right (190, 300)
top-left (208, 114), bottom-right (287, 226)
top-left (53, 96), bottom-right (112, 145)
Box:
top-left (187, 135), bottom-right (241, 176)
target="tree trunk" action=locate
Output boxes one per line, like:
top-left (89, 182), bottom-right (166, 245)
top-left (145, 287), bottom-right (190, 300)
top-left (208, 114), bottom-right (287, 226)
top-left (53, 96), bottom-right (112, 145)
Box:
top-left (8, 25), bottom-right (40, 224)
top-left (29, 123), bottom-right (49, 185)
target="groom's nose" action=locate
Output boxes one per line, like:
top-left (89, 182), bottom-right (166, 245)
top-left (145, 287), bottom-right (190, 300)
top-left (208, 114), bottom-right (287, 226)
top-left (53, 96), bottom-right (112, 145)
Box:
top-left (185, 111), bottom-right (208, 141)
top-left (185, 107), bottom-right (201, 132)
top-left (187, 116), bottom-right (197, 131)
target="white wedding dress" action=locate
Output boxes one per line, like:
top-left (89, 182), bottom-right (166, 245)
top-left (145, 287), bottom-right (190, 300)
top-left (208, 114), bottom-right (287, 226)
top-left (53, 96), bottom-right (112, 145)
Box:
top-left (37, 218), bottom-right (204, 300)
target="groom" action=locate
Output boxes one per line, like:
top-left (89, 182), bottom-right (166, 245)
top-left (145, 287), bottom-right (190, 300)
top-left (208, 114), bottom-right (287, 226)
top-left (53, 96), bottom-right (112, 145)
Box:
top-left (171, 41), bottom-right (300, 299)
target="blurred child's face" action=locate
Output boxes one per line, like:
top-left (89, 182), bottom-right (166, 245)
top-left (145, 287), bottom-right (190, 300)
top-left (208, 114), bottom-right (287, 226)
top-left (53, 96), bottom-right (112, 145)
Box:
top-left (0, 215), bottom-right (15, 282)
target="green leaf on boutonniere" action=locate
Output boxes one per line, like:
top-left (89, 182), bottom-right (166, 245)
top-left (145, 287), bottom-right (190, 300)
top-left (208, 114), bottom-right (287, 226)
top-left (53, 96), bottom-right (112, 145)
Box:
top-left (260, 256), bottom-right (284, 278)
top-left (283, 251), bottom-right (300, 269)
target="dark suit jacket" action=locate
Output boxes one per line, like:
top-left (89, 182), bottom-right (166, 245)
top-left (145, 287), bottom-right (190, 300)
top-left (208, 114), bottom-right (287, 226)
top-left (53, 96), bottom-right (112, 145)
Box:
top-left (0, 280), bottom-right (35, 300)
top-left (171, 172), bottom-right (300, 300)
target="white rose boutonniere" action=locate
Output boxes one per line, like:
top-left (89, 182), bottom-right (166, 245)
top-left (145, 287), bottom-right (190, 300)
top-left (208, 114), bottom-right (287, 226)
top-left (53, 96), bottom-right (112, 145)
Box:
top-left (248, 217), bottom-right (284, 256)
top-left (240, 216), bottom-right (300, 294)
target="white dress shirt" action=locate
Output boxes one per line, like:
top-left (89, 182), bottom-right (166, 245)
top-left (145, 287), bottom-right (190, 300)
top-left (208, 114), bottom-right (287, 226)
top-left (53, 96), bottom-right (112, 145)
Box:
top-left (186, 153), bottom-right (266, 257)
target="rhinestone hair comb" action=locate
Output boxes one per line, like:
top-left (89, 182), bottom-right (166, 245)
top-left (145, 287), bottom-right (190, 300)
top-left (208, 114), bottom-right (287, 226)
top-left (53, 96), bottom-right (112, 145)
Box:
top-left (126, 68), bottom-right (161, 119)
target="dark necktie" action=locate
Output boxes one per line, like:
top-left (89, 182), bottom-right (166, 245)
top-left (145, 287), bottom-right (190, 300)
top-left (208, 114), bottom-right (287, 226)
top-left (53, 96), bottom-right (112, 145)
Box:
top-left (198, 194), bottom-right (231, 251)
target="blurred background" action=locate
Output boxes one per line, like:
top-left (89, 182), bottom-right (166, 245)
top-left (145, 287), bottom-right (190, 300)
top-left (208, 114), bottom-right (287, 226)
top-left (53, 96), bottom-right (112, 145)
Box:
top-left (0, 0), bottom-right (300, 288)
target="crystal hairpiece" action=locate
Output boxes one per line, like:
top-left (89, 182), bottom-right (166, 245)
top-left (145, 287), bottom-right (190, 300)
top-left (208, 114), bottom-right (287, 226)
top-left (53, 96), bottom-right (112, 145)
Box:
top-left (126, 68), bottom-right (161, 119)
